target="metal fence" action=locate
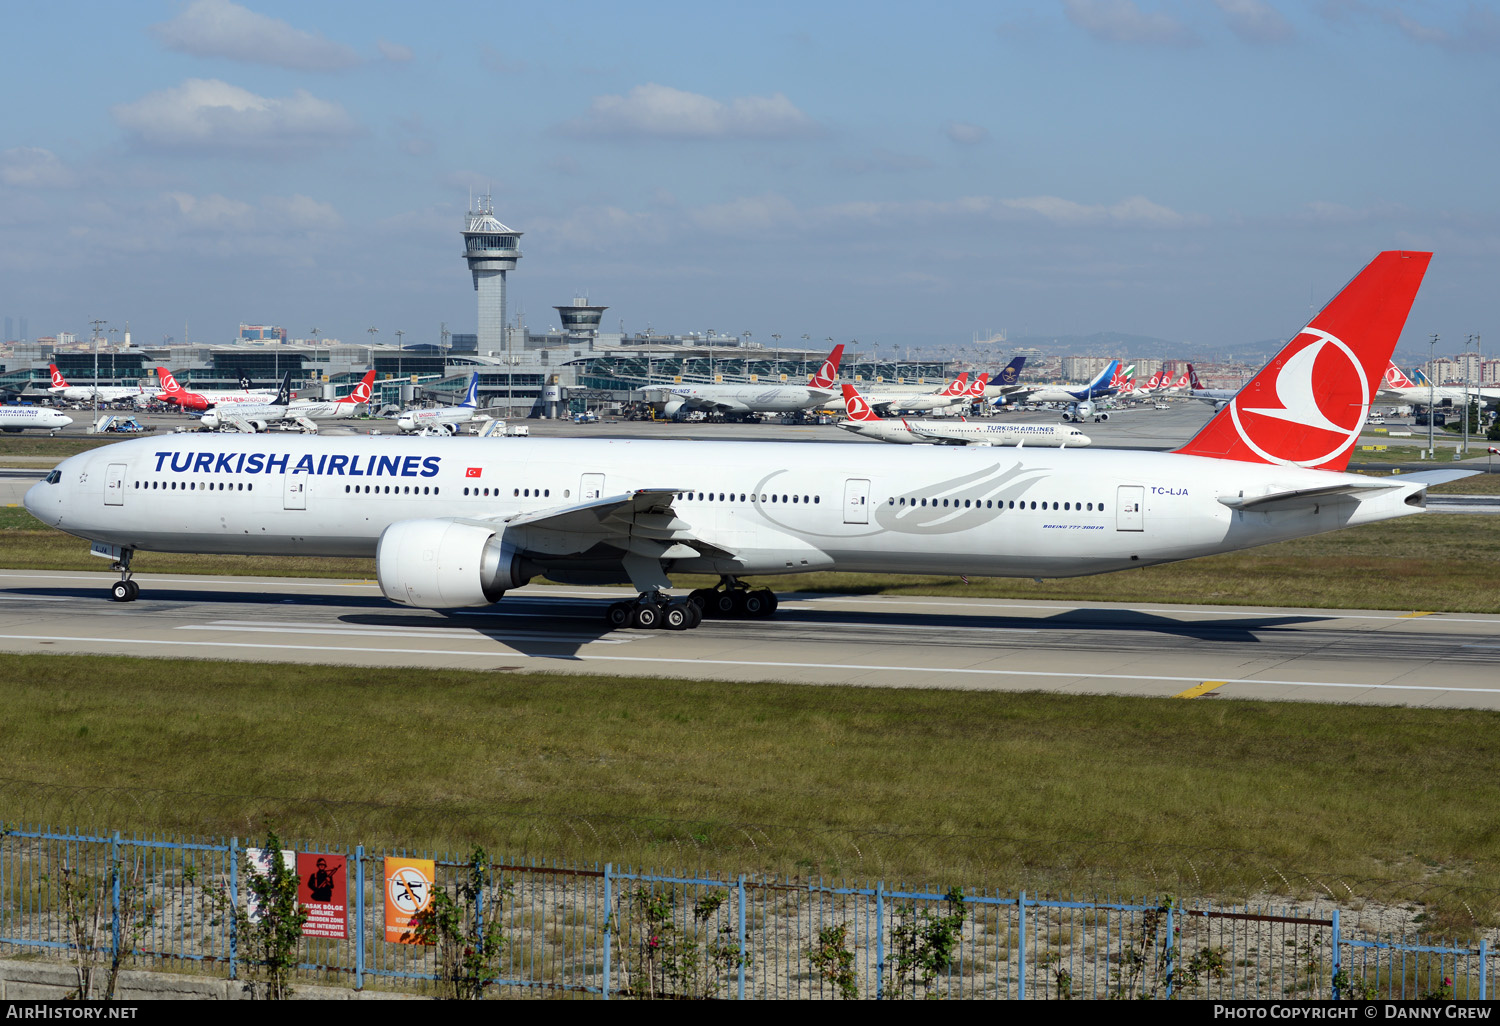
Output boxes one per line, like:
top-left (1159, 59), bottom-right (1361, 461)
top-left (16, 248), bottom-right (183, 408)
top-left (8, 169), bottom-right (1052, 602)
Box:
top-left (1, 823), bottom-right (1493, 999)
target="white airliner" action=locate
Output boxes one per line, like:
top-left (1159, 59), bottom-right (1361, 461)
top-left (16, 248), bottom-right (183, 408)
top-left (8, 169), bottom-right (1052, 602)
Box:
top-left (1182, 364), bottom-right (1242, 411)
top-left (824, 369), bottom-right (981, 416)
top-left (46, 365), bottom-right (147, 405)
top-left (641, 345), bottom-right (844, 420)
top-left (201, 369), bottom-right (376, 433)
top-left (396, 373), bottom-right (484, 434)
top-left (0, 406), bottom-right (72, 433)
top-left (838, 384), bottom-right (1090, 448)
top-left (1378, 363), bottom-right (1500, 408)
top-left (26, 251), bottom-right (1467, 632)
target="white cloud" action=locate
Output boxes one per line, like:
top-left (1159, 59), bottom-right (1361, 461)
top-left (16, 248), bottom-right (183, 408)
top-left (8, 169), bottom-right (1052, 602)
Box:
top-left (1063, 0), bottom-right (1198, 46)
top-left (150, 0), bottom-right (359, 71)
top-left (162, 191), bottom-right (341, 234)
top-left (378, 40), bottom-right (414, 63)
top-left (1002, 194), bottom-right (1192, 226)
top-left (691, 194), bottom-right (802, 234)
top-left (1213, 0), bottom-right (1294, 43)
top-left (1386, 7), bottom-right (1500, 53)
top-left (944, 121), bottom-right (990, 145)
top-left (0, 147), bottom-right (80, 189)
top-left (563, 83), bottom-right (819, 140)
top-left (112, 79), bottom-right (359, 151)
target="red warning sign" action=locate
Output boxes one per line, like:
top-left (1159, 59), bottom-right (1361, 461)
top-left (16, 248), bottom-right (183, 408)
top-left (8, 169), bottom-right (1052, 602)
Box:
top-left (296, 852), bottom-right (347, 940)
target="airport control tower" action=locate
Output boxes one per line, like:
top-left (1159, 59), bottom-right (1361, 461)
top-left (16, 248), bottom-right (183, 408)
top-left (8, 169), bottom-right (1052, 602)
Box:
top-left (462, 194), bottom-right (522, 355)
top-left (555, 297), bottom-right (608, 340)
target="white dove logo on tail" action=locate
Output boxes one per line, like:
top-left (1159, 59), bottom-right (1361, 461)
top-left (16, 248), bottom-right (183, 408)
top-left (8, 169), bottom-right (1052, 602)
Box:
top-left (1229, 329), bottom-right (1368, 468)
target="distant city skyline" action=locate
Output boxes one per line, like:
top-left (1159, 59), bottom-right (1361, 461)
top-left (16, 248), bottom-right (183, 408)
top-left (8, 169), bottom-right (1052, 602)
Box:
top-left (2, 1), bottom-right (1497, 355)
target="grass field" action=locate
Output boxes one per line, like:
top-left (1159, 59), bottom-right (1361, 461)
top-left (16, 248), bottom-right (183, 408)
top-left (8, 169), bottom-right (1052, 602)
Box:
top-left (2, 654), bottom-right (1496, 931)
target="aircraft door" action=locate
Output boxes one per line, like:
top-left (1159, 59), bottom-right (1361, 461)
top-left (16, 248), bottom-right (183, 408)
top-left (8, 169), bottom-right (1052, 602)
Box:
top-left (104, 464), bottom-right (126, 506)
top-left (843, 478), bottom-right (870, 525)
top-left (580, 473), bottom-right (605, 501)
top-left (1116, 485), bottom-right (1144, 531)
top-left (283, 473), bottom-right (307, 510)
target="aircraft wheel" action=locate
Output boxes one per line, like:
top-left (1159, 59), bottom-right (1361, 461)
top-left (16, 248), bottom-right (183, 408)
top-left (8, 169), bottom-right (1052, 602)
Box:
top-left (711, 590), bottom-right (740, 618)
top-left (756, 589), bottom-right (778, 616)
top-left (110, 580), bottom-right (135, 603)
top-left (687, 588), bottom-right (713, 613)
top-left (125, 580), bottom-right (139, 601)
top-left (740, 590), bottom-right (767, 618)
top-left (685, 603), bottom-right (703, 629)
top-left (605, 601), bottom-right (632, 629)
top-left (662, 604), bottom-right (691, 631)
top-left (632, 603), bottom-right (662, 630)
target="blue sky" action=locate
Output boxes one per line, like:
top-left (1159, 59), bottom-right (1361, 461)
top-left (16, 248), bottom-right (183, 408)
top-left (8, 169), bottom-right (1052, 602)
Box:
top-left (2, 0), bottom-right (1497, 354)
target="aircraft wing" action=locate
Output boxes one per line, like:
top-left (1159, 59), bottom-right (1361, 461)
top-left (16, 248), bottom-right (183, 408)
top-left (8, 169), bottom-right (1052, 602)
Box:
top-left (479, 488), bottom-right (737, 560)
top-left (903, 423), bottom-right (970, 445)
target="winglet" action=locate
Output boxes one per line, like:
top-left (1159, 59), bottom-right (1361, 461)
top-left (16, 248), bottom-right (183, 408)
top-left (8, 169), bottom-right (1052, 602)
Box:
top-left (841, 383), bottom-right (881, 421)
top-left (1175, 251), bottom-right (1432, 471)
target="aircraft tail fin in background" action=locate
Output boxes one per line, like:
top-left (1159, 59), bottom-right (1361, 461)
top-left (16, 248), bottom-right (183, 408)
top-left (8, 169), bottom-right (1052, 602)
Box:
top-left (964, 372), bottom-right (990, 398)
top-left (937, 372), bottom-right (970, 397)
top-left (156, 367), bottom-right (183, 394)
top-left (994, 356), bottom-right (1027, 386)
top-left (272, 370), bottom-right (293, 406)
top-left (48, 364), bottom-right (68, 389)
top-left (340, 369), bottom-right (377, 404)
top-left (1188, 364), bottom-right (1205, 391)
top-left (841, 384), bottom-right (881, 422)
top-left (1175, 251), bottom-right (1432, 472)
top-left (459, 373), bottom-right (481, 408)
top-left (808, 344), bottom-right (845, 389)
top-left (1385, 362), bottom-right (1418, 389)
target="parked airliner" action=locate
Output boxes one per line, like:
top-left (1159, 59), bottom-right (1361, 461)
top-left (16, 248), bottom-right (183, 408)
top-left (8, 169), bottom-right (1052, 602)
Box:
top-left (46, 366), bottom-right (146, 405)
top-left (26, 252), bottom-right (1466, 631)
top-left (0, 406), bottom-right (72, 433)
top-left (838, 384), bottom-right (1090, 448)
top-left (639, 344), bottom-right (844, 420)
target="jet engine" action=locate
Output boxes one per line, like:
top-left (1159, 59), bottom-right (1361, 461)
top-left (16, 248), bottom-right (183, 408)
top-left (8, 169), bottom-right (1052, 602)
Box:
top-left (661, 398), bottom-right (686, 419)
top-left (375, 519), bottom-right (532, 608)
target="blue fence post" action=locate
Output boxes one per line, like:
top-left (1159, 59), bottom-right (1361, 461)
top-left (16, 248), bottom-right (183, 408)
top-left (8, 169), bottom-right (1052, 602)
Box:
top-left (1165, 902), bottom-right (1176, 999)
top-left (1331, 909), bottom-right (1341, 1000)
top-left (110, 831), bottom-right (121, 965)
top-left (354, 845), bottom-right (365, 991)
top-left (602, 863), bottom-right (613, 1001)
top-left (875, 883), bottom-right (885, 1000)
top-left (1480, 938), bottom-right (1488, 1001)
top-left (228, 836), bottom-right (238, 982)
top-left (1018, 891), bottom-right (1027, 1001)
top-left (736, 875), bottom-right (746, 1001)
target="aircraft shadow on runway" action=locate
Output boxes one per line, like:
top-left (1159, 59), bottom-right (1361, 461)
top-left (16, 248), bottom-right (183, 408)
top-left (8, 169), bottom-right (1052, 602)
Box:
top-left (4, 585), bottom-right (1333, 653)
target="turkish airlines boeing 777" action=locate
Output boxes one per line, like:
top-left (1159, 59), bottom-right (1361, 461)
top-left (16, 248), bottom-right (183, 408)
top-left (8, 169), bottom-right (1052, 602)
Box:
top-left (25, 252), bottom-right (1465, 630)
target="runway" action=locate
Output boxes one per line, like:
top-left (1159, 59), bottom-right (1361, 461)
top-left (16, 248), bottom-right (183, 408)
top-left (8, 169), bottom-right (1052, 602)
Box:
top-left (3, 569), bottom-right (1499, 710)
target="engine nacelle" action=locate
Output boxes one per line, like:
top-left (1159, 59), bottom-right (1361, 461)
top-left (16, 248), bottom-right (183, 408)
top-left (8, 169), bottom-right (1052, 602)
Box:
top-left (661, 398), bottom-right (686, 418)
top-left (376, 519), bottom-right (531, 609)
top-left (1096, 411), bottom-right (1109, 422)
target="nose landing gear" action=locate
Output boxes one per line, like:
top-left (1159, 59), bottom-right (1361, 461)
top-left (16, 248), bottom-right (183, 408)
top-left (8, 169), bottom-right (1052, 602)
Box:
top-left (109, 550), bottom-right (139, 602)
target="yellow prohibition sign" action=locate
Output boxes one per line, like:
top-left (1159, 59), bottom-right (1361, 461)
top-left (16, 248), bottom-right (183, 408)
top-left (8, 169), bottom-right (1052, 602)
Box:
top-left (388, 865), bottom-right (430, 915)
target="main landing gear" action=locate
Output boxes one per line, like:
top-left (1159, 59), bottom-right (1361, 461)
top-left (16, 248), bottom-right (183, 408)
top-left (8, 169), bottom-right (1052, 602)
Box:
top-left (602, 577), bottom-right (778, 631)
top-left (109, 550), bottom-right (139, 603)
top-left (605, 591), bottom-right (703, 631)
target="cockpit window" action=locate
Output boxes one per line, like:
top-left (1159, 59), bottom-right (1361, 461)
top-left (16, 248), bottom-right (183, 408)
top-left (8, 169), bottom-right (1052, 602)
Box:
top-left (44, 470), bottom-right (61, 484)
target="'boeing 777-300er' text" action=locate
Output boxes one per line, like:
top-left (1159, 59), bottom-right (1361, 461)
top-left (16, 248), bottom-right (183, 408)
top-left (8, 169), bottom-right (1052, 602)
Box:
top-left (26, 252), bottom-right (1468, 630)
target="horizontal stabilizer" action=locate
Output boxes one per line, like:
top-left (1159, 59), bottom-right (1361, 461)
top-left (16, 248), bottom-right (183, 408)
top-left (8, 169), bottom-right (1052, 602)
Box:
top-left (1217, 480), bottom-right (1400, 512)
top-left (1384, 468), bottom-right (1481, 487)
